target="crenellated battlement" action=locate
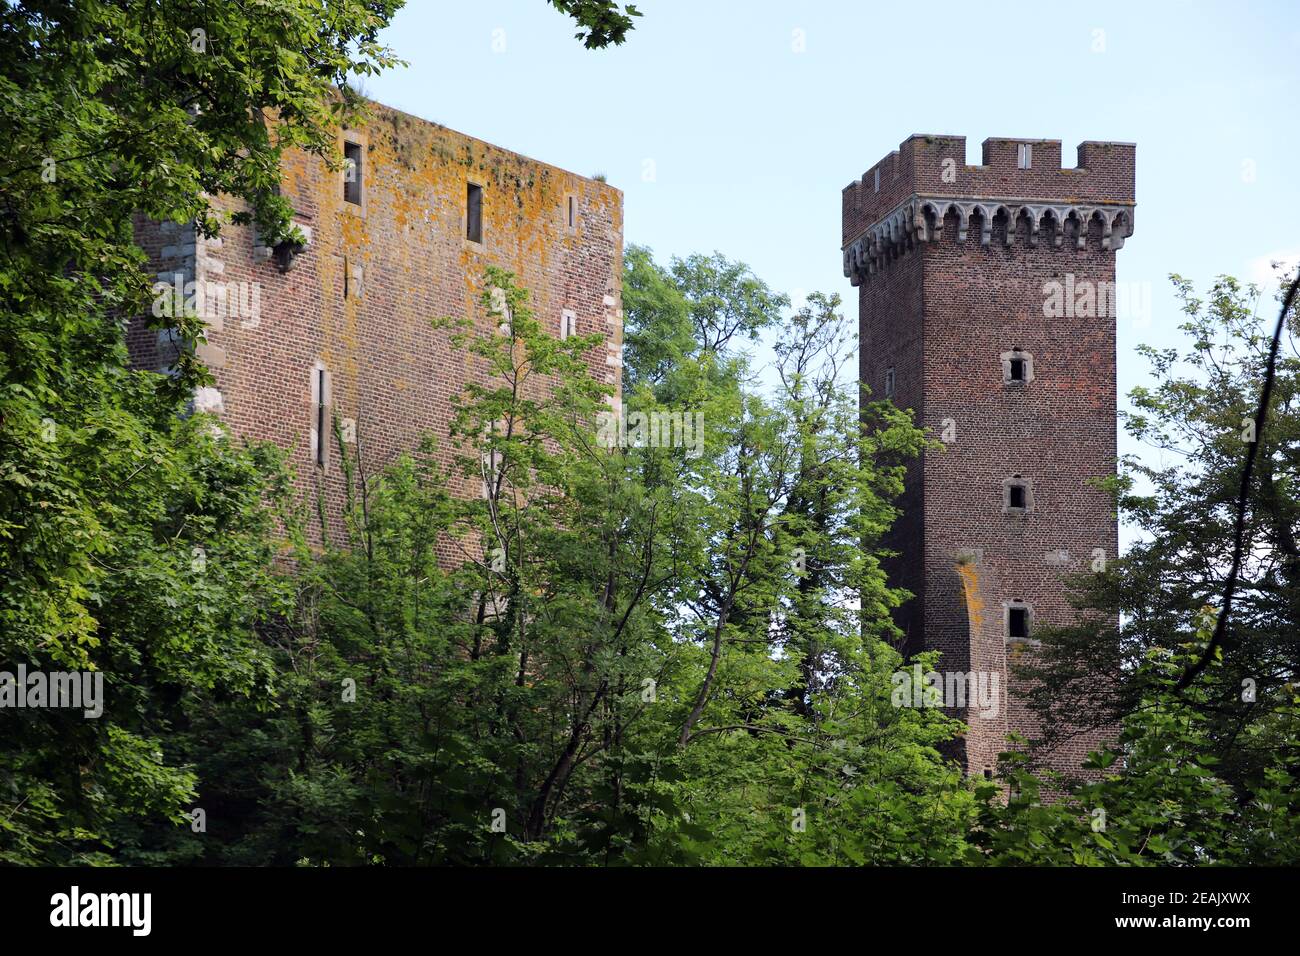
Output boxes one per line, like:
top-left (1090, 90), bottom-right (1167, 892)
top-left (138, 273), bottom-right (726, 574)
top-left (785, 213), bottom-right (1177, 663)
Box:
top-left (841, 135), bottom-right (1135, 285)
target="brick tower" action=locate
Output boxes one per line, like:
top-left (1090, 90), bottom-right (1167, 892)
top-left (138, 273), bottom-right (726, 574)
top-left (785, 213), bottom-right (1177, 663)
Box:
top-left (842, 136), bottom-right (1135, 777)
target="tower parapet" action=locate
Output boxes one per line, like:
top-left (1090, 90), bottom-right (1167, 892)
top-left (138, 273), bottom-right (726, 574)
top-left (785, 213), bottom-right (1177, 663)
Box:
top-left (842, 135), bottom-right (1136, 285)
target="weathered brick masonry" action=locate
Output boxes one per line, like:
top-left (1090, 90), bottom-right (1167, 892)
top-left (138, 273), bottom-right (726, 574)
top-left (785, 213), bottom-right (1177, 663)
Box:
top-left (843, 135), bottom-right (1135, 777)
top-left (130, 101), bottom-right (623, 548)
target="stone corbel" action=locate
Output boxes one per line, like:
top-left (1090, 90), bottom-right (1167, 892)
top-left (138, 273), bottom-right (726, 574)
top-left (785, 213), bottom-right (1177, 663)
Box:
top-left (255, 223), bottom-right (313, 272)
top-left (920, 202), bottom-right (943, 242)
top-left (1111, 211), bottom-right (1131, 250)
top-left (1075, 208), bottom-right (1092, 250)
top-left (1047, 208), bottom-right (1065, 248)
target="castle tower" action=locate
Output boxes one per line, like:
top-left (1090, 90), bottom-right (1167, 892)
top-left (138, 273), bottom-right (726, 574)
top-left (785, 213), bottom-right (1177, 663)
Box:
top-left (842, 136), bottom-right (1135, 777)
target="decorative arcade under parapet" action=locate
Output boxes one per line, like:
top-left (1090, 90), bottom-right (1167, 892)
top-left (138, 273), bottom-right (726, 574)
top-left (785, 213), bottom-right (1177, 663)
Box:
top-left (843, 195), bottom-right (1134, 284)
top-left (841, 134), bottom-right (1137, 285)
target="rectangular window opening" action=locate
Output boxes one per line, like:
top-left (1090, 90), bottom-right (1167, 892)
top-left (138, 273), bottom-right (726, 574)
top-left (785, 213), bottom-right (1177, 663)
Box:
top-left (1017, 143), bottom-right (1032, 169)
top-left (1009, 357), bottom-right (1025, 381)
top-left (1008, 607), bottom-right (1029, 640)
top-left (343, 141), bottom-right (363, 205)
top-left (884, 367), bottom-right (895, 398)
top-left (1008, 484), bottom-right (1026, 509)
top-left (567, 195), bottom-right (576, 228)
top-left (466, 183), bottom-right (483, 243)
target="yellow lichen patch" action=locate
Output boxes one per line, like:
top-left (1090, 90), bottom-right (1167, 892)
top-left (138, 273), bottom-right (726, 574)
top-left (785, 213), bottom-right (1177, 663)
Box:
top-left (955, 559), bottom-right (984, 633)
top-left (280, 100), bottom-right (620, 451)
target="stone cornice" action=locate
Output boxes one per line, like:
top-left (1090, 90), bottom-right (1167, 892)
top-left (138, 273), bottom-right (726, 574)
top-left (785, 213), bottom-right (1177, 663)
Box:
top-left (843, 193), bottom-right (1136, 285)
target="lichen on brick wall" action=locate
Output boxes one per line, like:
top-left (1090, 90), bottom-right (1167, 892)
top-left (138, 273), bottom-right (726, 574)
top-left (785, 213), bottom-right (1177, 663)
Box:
top-left (129, 98), bottom-right (623, 551)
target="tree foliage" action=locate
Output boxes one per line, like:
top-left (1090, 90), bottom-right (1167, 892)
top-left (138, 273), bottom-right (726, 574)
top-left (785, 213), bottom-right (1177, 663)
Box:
top-left (549, 0), bottom-right (642, 48)
top-left (121, 259), bottom-right (971, 866)
top-left (0, 0), bottom-right (403, 865)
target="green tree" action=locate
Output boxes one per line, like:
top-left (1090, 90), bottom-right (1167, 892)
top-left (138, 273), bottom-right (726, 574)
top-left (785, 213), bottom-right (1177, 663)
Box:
top-left (549, 0), bottom-right (642, 48)
top-left (160, 257), bottom-right (970, 867)
top-left (0, 0), bottom-right (408, 865)
top-left (972, 645), bottom-right (1300, 866)
top-left (644, 283), bottom-right (968, 865)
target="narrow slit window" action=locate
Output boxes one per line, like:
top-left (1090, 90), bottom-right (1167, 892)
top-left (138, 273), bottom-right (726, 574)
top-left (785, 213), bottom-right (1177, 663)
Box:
top-left (884, 366), bottom-right (895, 398)
top-left (560, 309), bottom-right (577, 340)
top-left (567, 195), bottom-right (576, 228)
top-left (466, 183), bottom-right (483, 243)
top-left (1008, 605), bottom-right (1030, 640)
top-left (343, 141), bottom-right (363, 205)
top-left (315, 365), bottom-right (329, 468)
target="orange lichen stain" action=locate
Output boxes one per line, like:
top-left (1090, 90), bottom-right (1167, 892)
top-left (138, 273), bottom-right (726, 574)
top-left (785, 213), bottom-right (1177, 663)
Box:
top-left (296, 103), bottom-right (622, 409)
top-left (955, 560), bottom-right (984, 632)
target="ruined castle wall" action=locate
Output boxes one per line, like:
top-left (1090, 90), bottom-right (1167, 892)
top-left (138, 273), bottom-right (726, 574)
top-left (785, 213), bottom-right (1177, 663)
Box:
top-left (131, 102), bottom-right (623, 549)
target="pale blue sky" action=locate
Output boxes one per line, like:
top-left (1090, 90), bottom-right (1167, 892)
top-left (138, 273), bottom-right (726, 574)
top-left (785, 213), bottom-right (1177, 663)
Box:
top-left (365, 1), bottom-right (1300, 504)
